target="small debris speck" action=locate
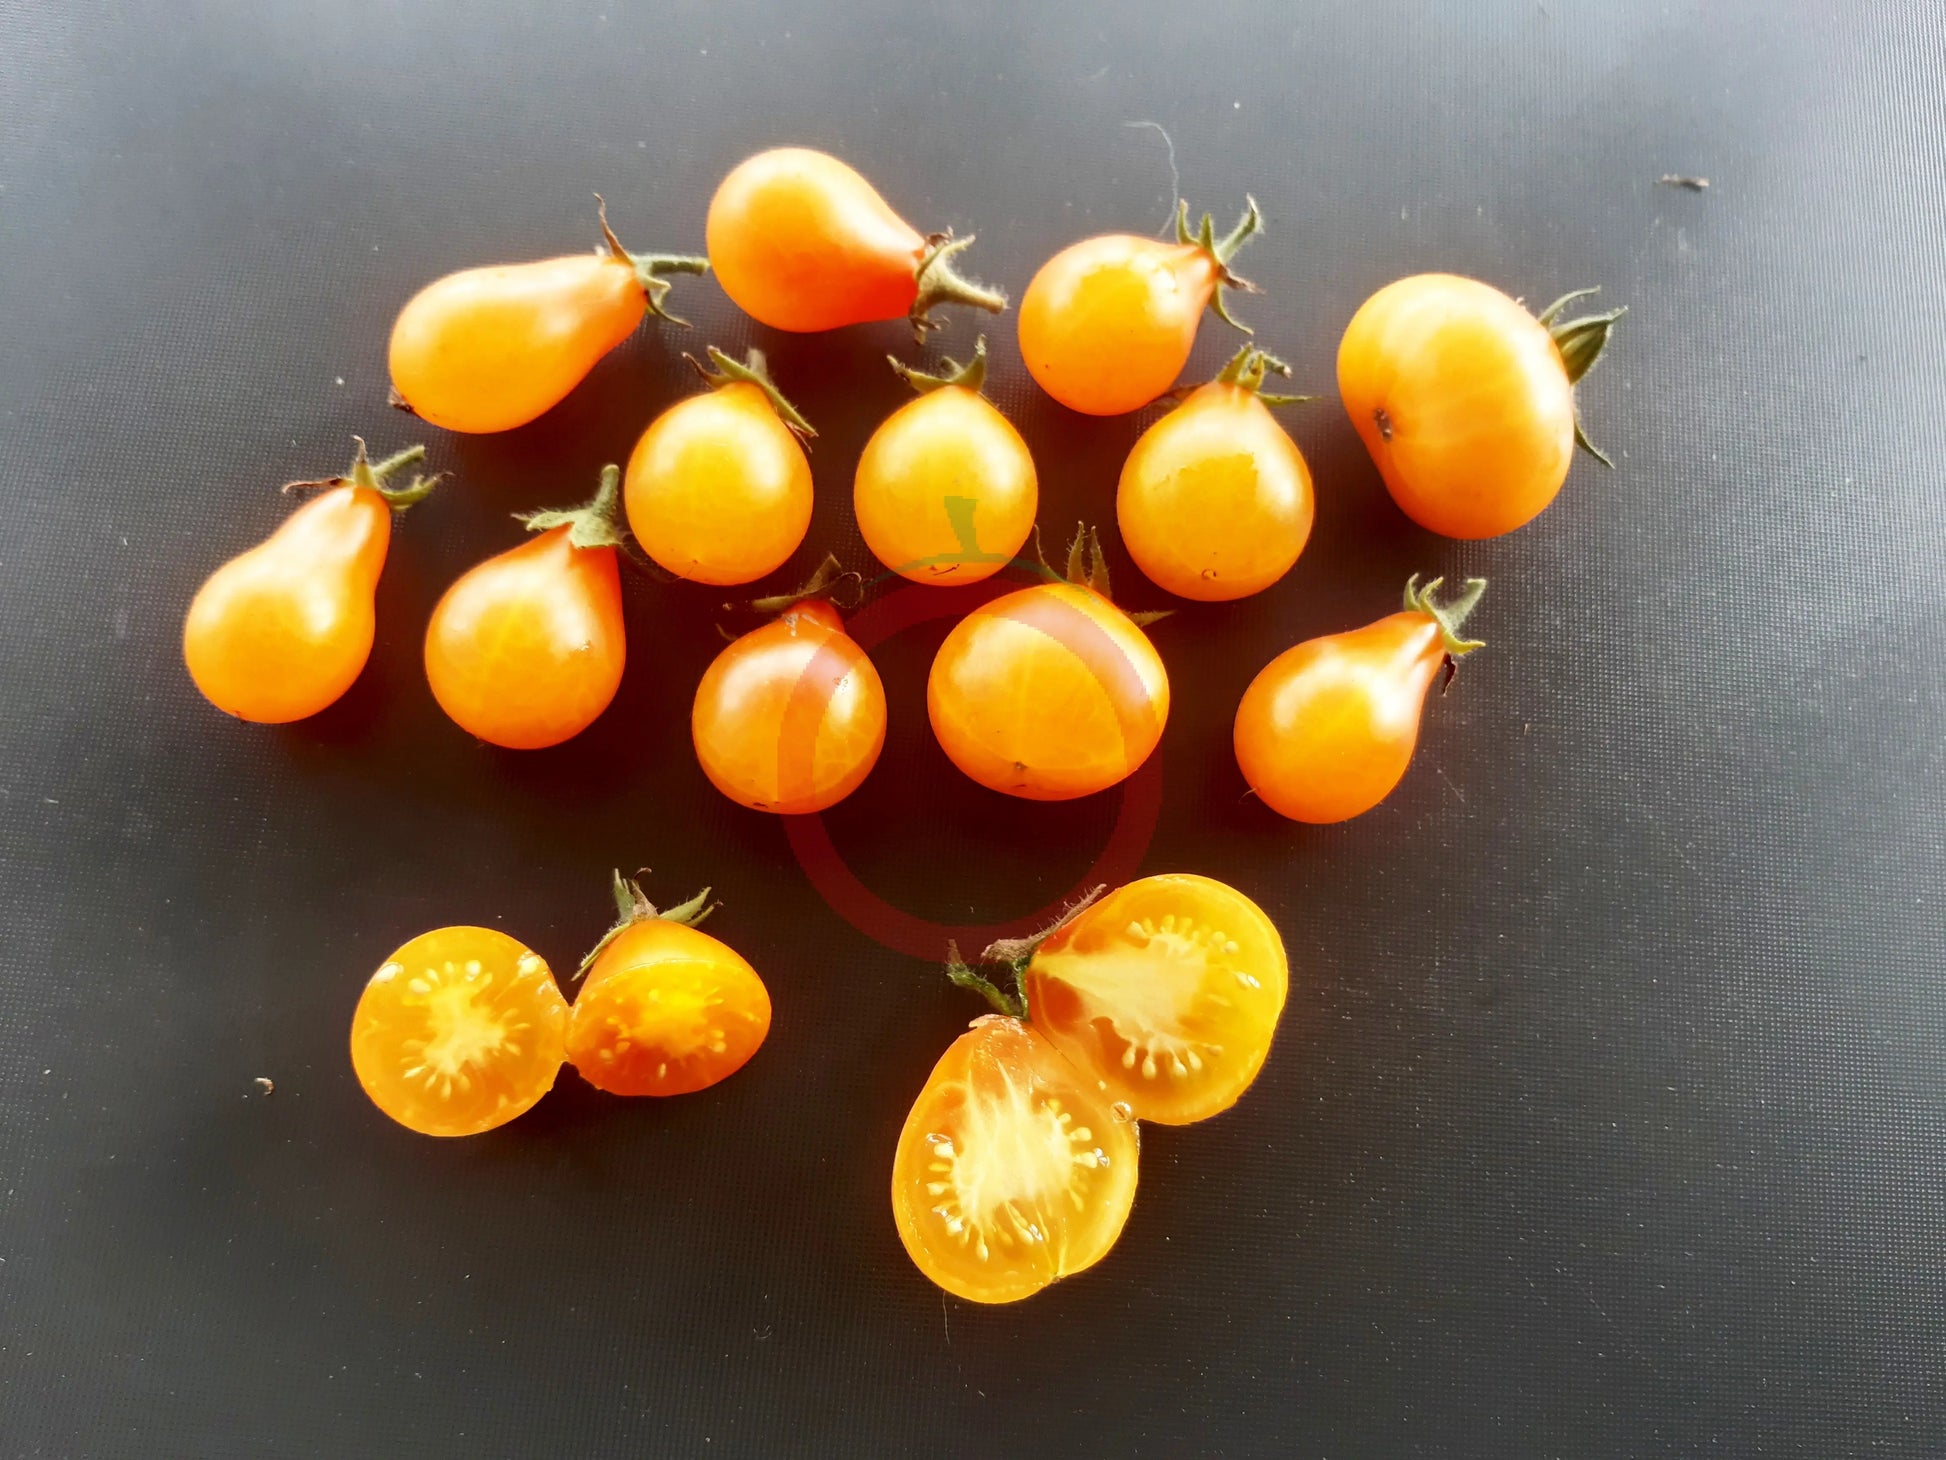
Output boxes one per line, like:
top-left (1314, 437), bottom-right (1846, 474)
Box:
top-left (1657, 174), bottom-right (1709, 191)
top-left (334, 377), bottom-right (345, 386)
top-left (254, 1077), bottom-right (275, 1095)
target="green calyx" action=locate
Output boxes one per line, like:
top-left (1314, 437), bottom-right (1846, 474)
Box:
top-left (1402, 574), bottom-right (1488, 657)
top-left (1026, 522), bottom-right (1171, 627)
top-left (943, 886), bottom-right (1108, 1020)
top-left (1536, 286), bottom-right (1625, 467)
top-left (889, 335), bottom-right (989, 397)
top-left (516, 464), bottom-right (627, 550)
top-left (282, 436), bottom-right (443, 514)
top-left (1175, 195), bottom-right (1264, 333)
top-left (576, 869), bottom-right (717, 980)
top-left (910, 232), bottom-right (1008, 340)
top-left (686, 345), bottom-right (817, 440)
top-left (742, 552), bottom-right (863, 618)
top-left (1210, 343), bottom-right (1318, 406)
top-left (595, 193), bottom-right (710, 327)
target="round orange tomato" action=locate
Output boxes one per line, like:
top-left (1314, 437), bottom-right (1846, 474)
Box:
top-left (351, 925), bottom-right (569, 1137)
top-left (891, 1015), bottom-right (1139, 1304)
top-left (692, 598), bottom-right (887, 815)
top-left (388, 202), bottom-right (707, 434)
top-left (184, 440), bottom-right (437, 723)
top-left (1023, 874), bottom-right (1288, 1125)
top-left (927, 554), bottom-right (1168, 801)
top-left (854, 340), bottom-right (1037, 585)
top-left (707, 147), bottom-right (1005, 334)
top-left (1337, 274), bottom-right (1623, 538)
top-left (1018, 198), bottom-right (1262, 416)
top-left (1234, 575), bottom-right (1486, 823)
top-left (624, 348), bottom-right (814, 585)
top-left (566, 880), bottom-right (770, 1097)
top-left (1117, 346), bottom-right (1314, 601)
top-left (425, 466), bottom-right (626, 749)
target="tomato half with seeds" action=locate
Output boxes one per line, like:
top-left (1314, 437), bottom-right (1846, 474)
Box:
top-left (184, 440), bottom-right (437, 723)
top-left (351, 926), bottom-right (568, 1137)
top-left (565, 879), bottom-right (770, 1097)
top-left (892, 1015), bottom-right (1139, 1304)
top-left (1024, 874), bottom-right (1288, 1125)
top-left (1018, 197), bottom-right (1263, 416)
top-left (1337, 274), bottom-right (1623, 538)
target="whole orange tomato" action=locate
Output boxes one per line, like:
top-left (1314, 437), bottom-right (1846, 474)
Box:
top-left (183, 439), bottom-right (437, 723)
top-left (1337, 274), bottom-right (1622, 537)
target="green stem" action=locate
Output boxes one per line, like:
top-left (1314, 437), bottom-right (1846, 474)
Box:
top-left (595, 193), bottom-right (710, 326)
top-left (516, 464), bottom-right (627, 550)
top-left (1402, 574), bottom-right (1488, 657)
top-left (946, 941), bottom-right (1026, 1019)
top-left (1209, 343), bottom-right (1318, 406)
top-left (576, 870), bottom-right (717, 980)
top-left (889, 336), bottom-right (988, 396)
top-left (910, 233), bottom-right (1007, 339)
top-left (687, 346), bottom-right (817, 440)
top-left (1176, 195), bottom-right (1264, 333)
top-left (283, 437), bottom-right (441, 514)
top-left (743, 553), bottom-right (863, 616)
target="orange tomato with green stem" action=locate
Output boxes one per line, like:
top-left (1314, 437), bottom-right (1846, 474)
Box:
top-left (624, 347), bottom-right (815, 586)
top-left (1234, 575), bottom-right (1486, 823)
top-left (424, 465), bottom-right (627, 750)
top-left (183, 438), bottom-right (439, 723)
top-left (1117, 345), bottom-right (1315, 601)
top-left (1018, 197), bottom-right (1263, 416)
top-left (388, 198), bottom-right (707, 434)
top-left (707, 147), bottom-right (1006, 335)
top-left (1337, 275), bottom-right (1623, 537)
top-left (854, 338), bottom-right (1038, 585)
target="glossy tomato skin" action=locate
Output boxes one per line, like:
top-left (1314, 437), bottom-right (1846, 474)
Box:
top-left (1025, 874), bottom-right (1289, 1125)
top-left (927, 581), bottom-right (1169, 801)
top-left (183, 484), bottom-right (392, 723)
top-left (1338, 273), bottom-right (1574, 539)
top-left (1018, 234), bottom-right (1218, 415)
top-left (624, 383), bottom-right (813, 585)
top-left (1233, 608), bottom-right (1446, 823)
top-left (389, 255), bottom-right (645, 434)
top-left (854, 387), bottom-right (1037, 585)
top-left (692, 601), bottom-right (887, 814)
top-left (351, 926), bottom-right (569, 1137)
top-left (707, 148), bottom-right (926, 332)
top-left (1117, 381), bottom-right (1314, 601)
top-left (892, 1015), bottom-right (1139, 1304)
top-left (424, 527), bottom-right (625, 749)
top-left (566, 919), bottom-right (771, 1097)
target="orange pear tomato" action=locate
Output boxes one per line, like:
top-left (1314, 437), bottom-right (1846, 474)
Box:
top-left (183, 439), bottom-right (438, 723)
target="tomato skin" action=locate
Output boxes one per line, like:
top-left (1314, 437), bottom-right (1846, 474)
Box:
top-left (183, 484), bottom-right (392, 723)
top-left (1018, 234), bottom-right (1219, 415)
top-left (692, 602), bottom-right (887, 814)
top-left (1337, 273), bottom-right (1574, 538)
top-left (927, 581), bottom-right (1169, 801)
top-left (389, 254), bottom-right (646, 434)
top-left (1233, 608), bottom-right (1448, 823)
top-left (707, 148), bottom-right (928, 331)
top-left (424, 526), bottom-right (625, 749)
top-left (854, 386), bottom-right (1037, 585)
top-left (1117, 380), bottom-right (1314, 601)
top-left (892, 1015), bottom-right (1139, 1304)
top-left (624, 382), bottom-right (813, 585)
top-left (566, 920), bottom-right (771, 1097)
top-left (351, 926), bottom-right (569, 1138)
top-left (1025, 874), bottom-right (1288, 1125)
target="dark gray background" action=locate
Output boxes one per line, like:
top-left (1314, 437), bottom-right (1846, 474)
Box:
top-left (3, 2), bottom-right (1942, 1455)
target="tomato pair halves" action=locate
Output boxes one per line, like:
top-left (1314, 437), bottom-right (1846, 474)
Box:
top-left (389, 200), bottom-right (707, 434)
top-left (625, 347), bottom-right (814, 585)
top-left (1235, 575), bottom-right (1487, 823)
top-left (708, 147), bottom-right (1006, 335)
top-left (1019, 197), bottom-right (1264, 416)
top-left (1118, 346), bottom-right (1314, 601)
top-left (693, 591), bottom-right (887, 815)
top-left (184, 439), bottom-right (438, 723)
top-left (1338, 274), bottom-right (1623, 537)
top-left (927, 530), bottom-right (1169, 801)
top-left (854, 339), bottom-right (1037, 585)
top-left (425, 465), bottom-right (626, 749)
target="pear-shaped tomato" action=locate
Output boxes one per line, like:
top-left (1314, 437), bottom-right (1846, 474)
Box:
top-left (1234, 575), bottom-right (1486, 823)
top-left (183, 439), bottom-right (438, 723)
top-left (854, 339), bottom-right (1038, 585)
top-left (707, 147), bottom-right (1005, 335)
top-left (424, 466), bottom-right (627, 750)
top-left (1117, 345), bottom-right (1314, 601)
top-left (388, 201), bottom-right (707, 434)
top-left (1018, 197), bottom-right (1263, 416)
top-left (1337, 274), bottom-right (1622, 538)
